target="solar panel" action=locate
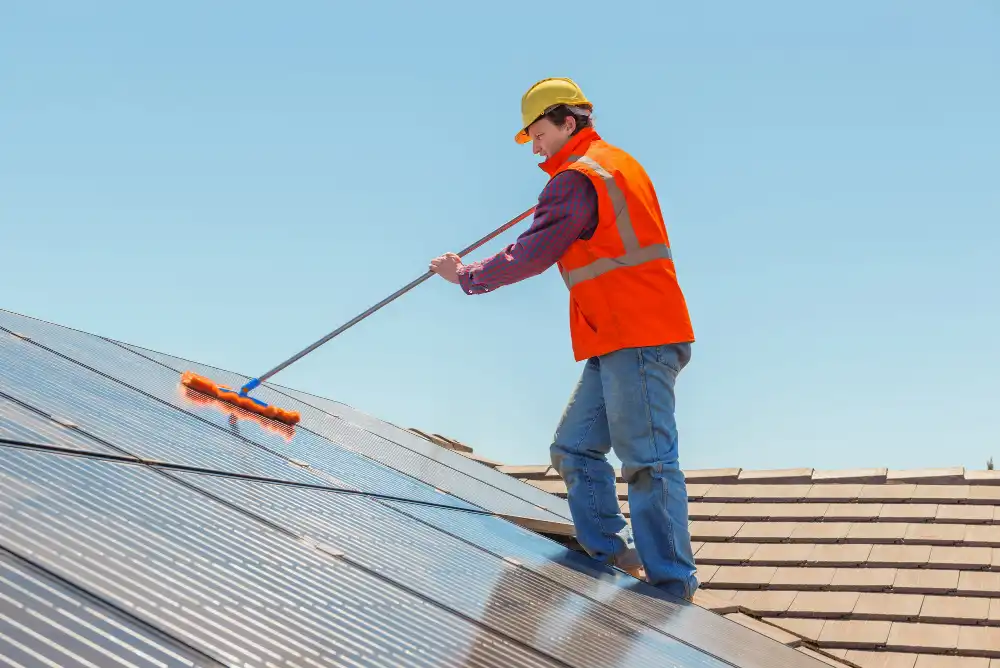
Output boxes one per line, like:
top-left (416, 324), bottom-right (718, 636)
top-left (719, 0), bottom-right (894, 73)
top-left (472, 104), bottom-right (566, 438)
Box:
top-left (0, 550), bottom-right (220, 668)
top-left (0, 447), bottom-right (581, 668)
top-left (0, 308), bottom-right (572, 526)
top-left (0, 394), bottom-right (120, 455)
top-left (0, 328), bottom-right (476, 510)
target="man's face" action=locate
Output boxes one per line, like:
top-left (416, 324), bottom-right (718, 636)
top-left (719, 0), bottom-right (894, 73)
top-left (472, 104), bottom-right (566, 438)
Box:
top-left (527, 116), bottom-right (576, 160)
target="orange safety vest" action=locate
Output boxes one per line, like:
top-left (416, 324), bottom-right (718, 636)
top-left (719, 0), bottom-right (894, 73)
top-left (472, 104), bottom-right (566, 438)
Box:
top-left (538, 127), bottom-right (695, 361)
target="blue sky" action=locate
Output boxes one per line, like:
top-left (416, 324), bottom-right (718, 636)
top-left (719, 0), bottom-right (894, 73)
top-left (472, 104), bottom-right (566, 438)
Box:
top-left (3, 2), bottom-right (998, 473)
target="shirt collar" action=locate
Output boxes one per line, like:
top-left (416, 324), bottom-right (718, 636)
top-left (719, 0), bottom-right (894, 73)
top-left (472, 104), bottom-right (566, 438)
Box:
top-left (538, 127), bottom-right (601, 176)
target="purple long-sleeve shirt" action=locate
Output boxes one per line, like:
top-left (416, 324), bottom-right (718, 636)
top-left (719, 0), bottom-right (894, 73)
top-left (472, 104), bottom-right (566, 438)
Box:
top-left (457, 170), bottom-right (599, 295)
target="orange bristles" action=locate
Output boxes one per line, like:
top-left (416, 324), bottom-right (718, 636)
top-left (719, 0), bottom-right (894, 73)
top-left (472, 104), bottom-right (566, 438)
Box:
top-left (180, 371), bottom-right (301, 425)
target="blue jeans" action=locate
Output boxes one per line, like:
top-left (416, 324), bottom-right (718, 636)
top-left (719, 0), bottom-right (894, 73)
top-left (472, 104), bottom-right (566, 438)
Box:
top-left (549, 343), bottom-right (697, 600)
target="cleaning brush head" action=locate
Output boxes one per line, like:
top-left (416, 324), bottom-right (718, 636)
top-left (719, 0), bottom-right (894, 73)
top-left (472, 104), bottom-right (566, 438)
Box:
top-left (180, 371), bottom-right (301, 425)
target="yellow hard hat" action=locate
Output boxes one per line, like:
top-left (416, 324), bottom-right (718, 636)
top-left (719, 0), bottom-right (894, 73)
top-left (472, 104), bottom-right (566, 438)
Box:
top-left (515, 77), bottom-right (592, 144)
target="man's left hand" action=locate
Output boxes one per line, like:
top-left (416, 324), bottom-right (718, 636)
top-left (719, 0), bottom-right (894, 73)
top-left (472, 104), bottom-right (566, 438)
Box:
top-left (429, 253), bottom-right (463, 284)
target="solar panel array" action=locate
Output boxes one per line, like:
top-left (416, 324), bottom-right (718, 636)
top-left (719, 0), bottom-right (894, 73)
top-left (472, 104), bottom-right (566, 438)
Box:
top-left (0, 308), bottom-right (830, 667)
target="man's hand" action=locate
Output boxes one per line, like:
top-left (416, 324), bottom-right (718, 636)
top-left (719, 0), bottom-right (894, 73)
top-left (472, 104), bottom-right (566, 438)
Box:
top-left (429, 253), bottom-right (463, 284)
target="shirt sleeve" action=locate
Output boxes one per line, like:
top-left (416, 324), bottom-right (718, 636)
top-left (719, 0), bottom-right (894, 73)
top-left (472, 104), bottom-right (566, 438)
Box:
top-left (457, 169), bottom-right (598, 295)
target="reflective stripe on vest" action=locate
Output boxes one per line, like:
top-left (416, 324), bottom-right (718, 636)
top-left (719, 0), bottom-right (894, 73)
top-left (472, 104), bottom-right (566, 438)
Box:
top-left (559, 154), bottom-right (672, 289)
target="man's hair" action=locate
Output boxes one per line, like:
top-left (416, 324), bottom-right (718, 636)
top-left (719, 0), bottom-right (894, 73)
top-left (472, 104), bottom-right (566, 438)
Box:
top-left (542, 103), bottom-right (594, 136)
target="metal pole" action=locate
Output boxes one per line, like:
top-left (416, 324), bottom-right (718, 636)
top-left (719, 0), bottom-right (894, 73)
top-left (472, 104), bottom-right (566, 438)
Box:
top-left (240, 205), bottom-right (536, 394)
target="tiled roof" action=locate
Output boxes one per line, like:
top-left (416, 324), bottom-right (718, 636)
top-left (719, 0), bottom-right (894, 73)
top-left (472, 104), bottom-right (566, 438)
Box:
top-left (468, 462), bottom-right (1000, 668)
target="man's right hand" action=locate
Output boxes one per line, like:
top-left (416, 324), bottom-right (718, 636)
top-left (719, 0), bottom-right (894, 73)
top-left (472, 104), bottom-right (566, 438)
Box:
top-left (429, 253), bottom-right (463, 284)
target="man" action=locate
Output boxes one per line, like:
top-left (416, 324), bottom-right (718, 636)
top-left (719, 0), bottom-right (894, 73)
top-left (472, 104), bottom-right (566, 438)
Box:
top-left (429, 77), bottom-right (698, 601)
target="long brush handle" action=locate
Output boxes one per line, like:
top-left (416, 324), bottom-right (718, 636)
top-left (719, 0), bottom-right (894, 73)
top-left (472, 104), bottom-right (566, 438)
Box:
top-left (241, 205), bottom-right (537, 393)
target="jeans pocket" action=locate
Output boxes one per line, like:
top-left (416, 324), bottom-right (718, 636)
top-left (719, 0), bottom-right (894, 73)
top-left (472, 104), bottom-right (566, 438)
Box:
top-left (654, 344), bottom-right (684, 373)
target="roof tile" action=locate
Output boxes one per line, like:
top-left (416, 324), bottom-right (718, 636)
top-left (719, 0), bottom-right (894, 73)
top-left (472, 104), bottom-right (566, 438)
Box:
top-left (989, 599), bottom-right (1000, 624)
top-left (887, 468), bottom-right (966, 484)
top-left (763, 616), bottom-right (826, 642)
top-left (853, 592), bottom-right (925, 619)
top-left (788, 590), bottom-right (861, 617)
top-left (964, 470), bottom-right (1000, 485)
top-left (909, 484), bottom-right (972, 503)
top-left (688, 502), bottom-right (726, 519)
top-left (847, 522), bottom-right (909, 543)
top-left (886, 621), bottom-right (961, 652)
top-left (710, 565), bottom-right (777, 589)
top-left (724, 613), bottom-right (801, 646)
top-left (793, 522), bottom-right (854, 543)
top-left (686, 483), bottom-right (714, 498)
top-left (735, 521), bottom-right (799, 542)
top-left (689, 520), bottom-right (744, 540)
top-left (684, 468), bottom-right (742, 483)
top-left (695, 542), bottom-right (758, 564)
top-left (893, 569), bottom-right (960, 594)
top-left (701, 484), bottom-right (757, 502)
top-left (727, 589), bottom-right (798, 614)
top-left (807, 484), bottom-right (866, 502)
top-left (819, 619), bottom-right (893, 647)
top-left (935, 505), bottom-right (995, 524)
top-left (956, 570), bottom-right (1000, 595)
top-left (809, 543), bottom-right (874, 567)
top-left (843, 650), bottom-right (917, 668)
top-left (812, 468), bottom-right (889, 484)
top-left (918, 595), bottom-right (991, 625)
top-left (825, 503), bottom-right (885, 522)
top-left (738, 468), bottom-right (815, 483)
top-left (956, 625), bottom-right (1000, 657)
top-left (966, 485), bottom-right (1000, 502)
top-left (878, 504), bottom-right (940, 522)
top-left (902, 524), bottom-right (967, 545)
top-left (860, 484), bottom-right (918, 502)
top-left (691, 589), bottom-right (740, 614)
top-left (718, 502), bottom-right (831, 521)
top-left (769, 566), bottom-right (837, 589)
top-left (832, 568), bottom-right (898, 591)
top-left (926, 545), bottom-right (994, 569)
top-left (867, 544), bottom-right (932, 568)
top-left (696, 564), bottom-right (720, 584)
top-left (962, 525), bottom-right (1000, 547)
top-left (751, 542), bottom-right (816, 565)
top-left (704, 484), bottom-right (814, 502)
